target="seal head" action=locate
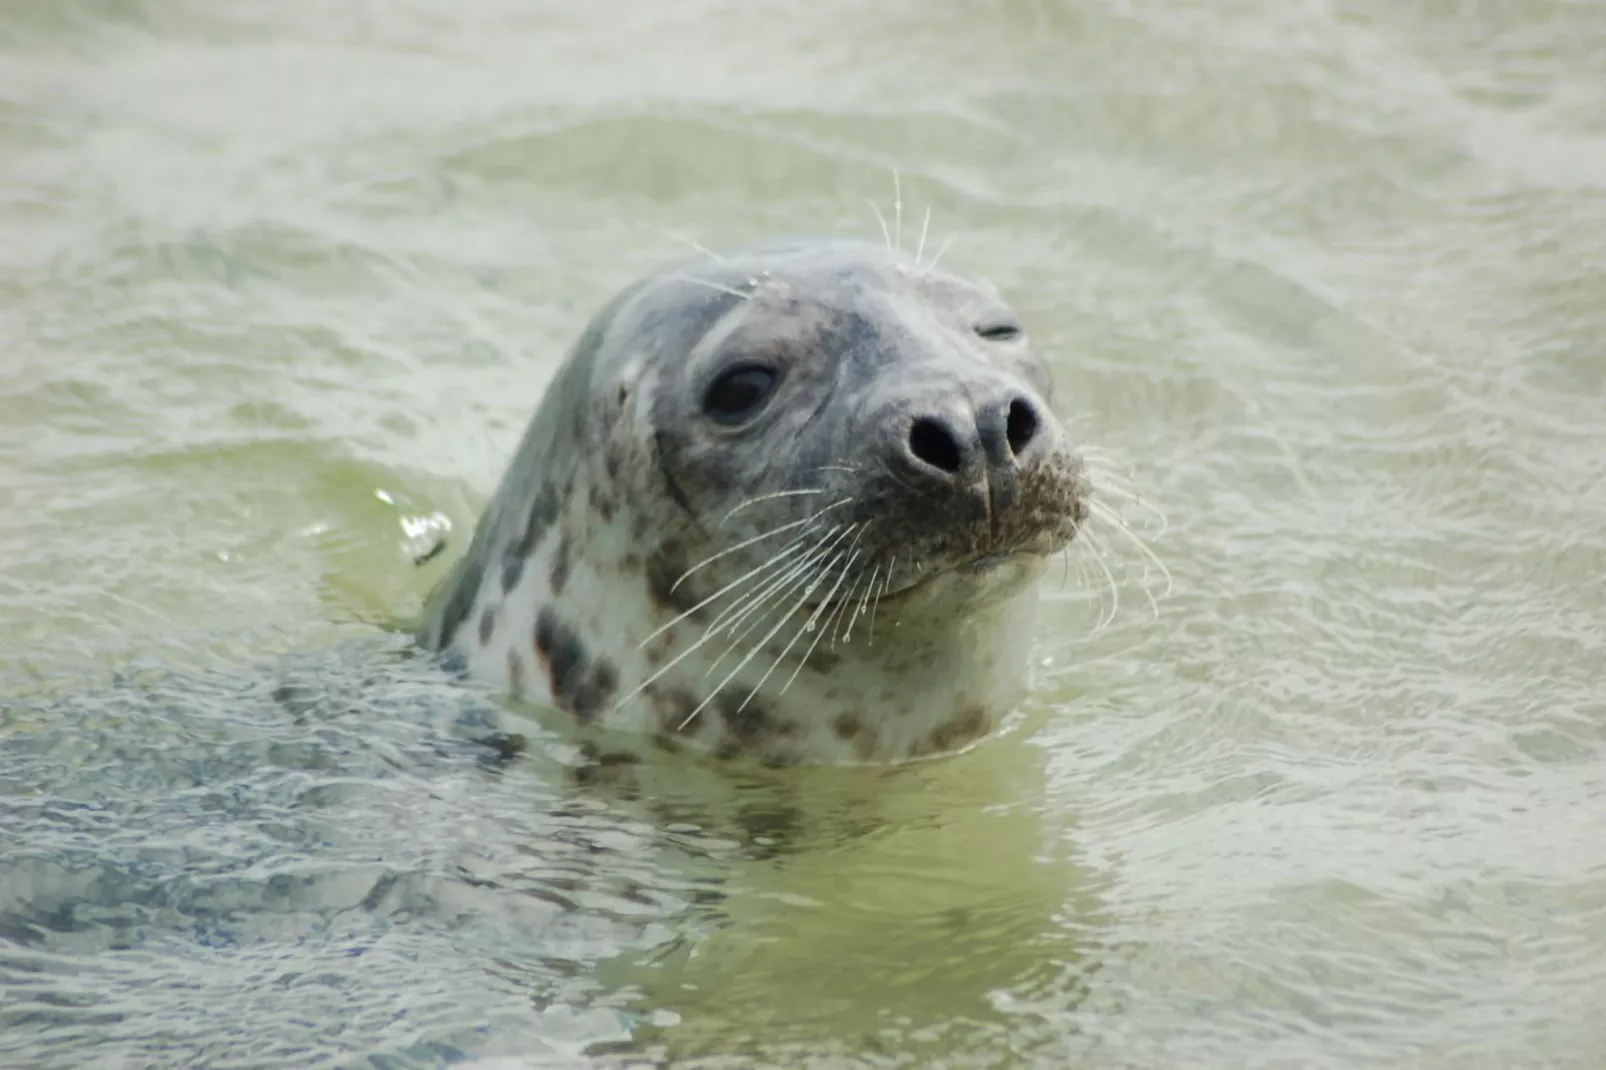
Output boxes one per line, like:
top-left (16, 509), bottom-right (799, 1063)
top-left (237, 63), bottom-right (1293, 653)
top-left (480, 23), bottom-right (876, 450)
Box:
top-left (419, 238), bottom-right (1089, 764)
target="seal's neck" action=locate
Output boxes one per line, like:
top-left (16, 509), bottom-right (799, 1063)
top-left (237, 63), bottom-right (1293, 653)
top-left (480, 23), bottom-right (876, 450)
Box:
top-left (433, 480), bottom-right (1041, 765)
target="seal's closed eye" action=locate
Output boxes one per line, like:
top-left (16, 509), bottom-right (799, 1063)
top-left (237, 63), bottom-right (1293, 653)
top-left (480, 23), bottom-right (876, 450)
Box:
top-left (704, 364), bottom-right (779, 425)
top-left (975, 320), bottom-right (1022, 341)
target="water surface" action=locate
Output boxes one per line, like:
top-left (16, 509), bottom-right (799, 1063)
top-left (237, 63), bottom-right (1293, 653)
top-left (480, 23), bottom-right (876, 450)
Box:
top-left (4, 0), bottom-right (1606, 1066)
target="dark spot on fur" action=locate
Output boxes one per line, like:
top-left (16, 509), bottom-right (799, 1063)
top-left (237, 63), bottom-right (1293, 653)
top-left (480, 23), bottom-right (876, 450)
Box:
top-left (550, 530), bottom-right (572, 595)
top-left (439, 649), bottom-right (467, 676)
top-left (852, 725), bottom-right (881, 762)
top-left (648, 685), bottom-right (701, 737)
top-left (809, 650), bottom-right (842, 674)
top-left (831, 710), bottom-right (879, 760)
top-left (652, 733), bottom-right (683, 753)
top-left (622, 552), bottom-right (642, 573)
top-left (511, 484), bottom-right (561, 564)
top-left (506, 650), bottom-right (525, 697)
top-left (500, 553), bottom-right (525, 595)
top-left (653, 429), bottom-right (695, 515)
top-left (645, 548), bottom-right (698, 613)
top-left (533, 607), bottom-right (618, 723)
top-left (927, 703), bottom-right (991, 754)
top-left (478, 606), bottom-right (497, 646)
top-left (572, 658), bottom-right (618, 721)
top-left (716, 691), bottom-right (797, 759)
top-left (431, 568), bottom-right (479, 651)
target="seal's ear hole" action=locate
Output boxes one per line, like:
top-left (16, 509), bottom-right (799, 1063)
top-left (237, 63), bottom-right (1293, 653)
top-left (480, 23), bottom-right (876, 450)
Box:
top-left (703, 364), bottom-right (778, 426)
top-left (1006, 399), bottom-right (1039, 456)
top-left (976, 320), bottom-right (1022, 342)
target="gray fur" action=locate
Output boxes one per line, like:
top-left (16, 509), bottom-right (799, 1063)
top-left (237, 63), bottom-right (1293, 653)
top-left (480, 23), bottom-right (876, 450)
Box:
top-left (419, 238), bottom-right (1088, 764)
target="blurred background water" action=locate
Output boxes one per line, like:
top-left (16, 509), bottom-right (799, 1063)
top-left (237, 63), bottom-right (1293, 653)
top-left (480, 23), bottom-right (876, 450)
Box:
top-left (3, 0), bottom-right (1605, 1067)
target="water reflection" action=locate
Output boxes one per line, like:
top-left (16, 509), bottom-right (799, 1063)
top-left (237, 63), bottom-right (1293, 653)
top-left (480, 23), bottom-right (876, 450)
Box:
top-left (1, 641), bottom-right (1101, 1066)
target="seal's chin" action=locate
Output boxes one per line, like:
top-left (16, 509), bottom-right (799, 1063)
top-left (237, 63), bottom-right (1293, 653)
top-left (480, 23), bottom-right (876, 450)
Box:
top-left (956, 551), bottom-right (1029, 575)
top-left (870, 548), bottom-right (1052, 609)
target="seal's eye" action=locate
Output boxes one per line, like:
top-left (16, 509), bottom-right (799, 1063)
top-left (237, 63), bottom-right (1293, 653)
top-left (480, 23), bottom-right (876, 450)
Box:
top-left (976, 320), bottom-right (1023, 342)
top-left (703, 364), bottom-right (778, 425)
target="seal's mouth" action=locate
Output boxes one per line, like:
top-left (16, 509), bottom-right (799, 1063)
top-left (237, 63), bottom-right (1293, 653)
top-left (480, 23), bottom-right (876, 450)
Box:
top-left (855, 547), bottom-right (1052, 608)
top-left (956, 551), bottom-right (1025, 574)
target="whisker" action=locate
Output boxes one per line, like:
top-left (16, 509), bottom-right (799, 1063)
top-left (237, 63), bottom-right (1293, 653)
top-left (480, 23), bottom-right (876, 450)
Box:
top-left (825, 568), bottom-right (863, 649)
top-left (868, 554), bottom-right (895, 644)
top-left (702, 529), bottom-right (844, 669)
top-left (721, 487), bottom-right (824, 525)
top-left (844, 564), bottom-right (879, 644)
top-left (669, 274), bottom-right (751, 300)
top-left (673, 498), bottom-right (852, 591)
top-left (893, 168), bottom-right (903, 251)
top-left (927, 235), bottom-right (955, 272)
top-left (700, 521), bottom-right (860, 682)
top-left (770, 539), bottom-right (865, 701)
top-left (869, 199), bottom-right (892, 251)
top-left (682, 524), bottom-right (863, 729)
top-left (1087, 497), bottom-right (1171, 608)
top-left (914, 205), bottom-right (932, 268)
top-left (648, 226), bottom-right (728, 264)
top-left (1080, 528), bottom-right (1120, 632)
top-left (616, 541), bottom-right (823, 707)
top-left (615, 522), bottom-right (849, 711)
top-left (636, 524), bottom-right (822, 654)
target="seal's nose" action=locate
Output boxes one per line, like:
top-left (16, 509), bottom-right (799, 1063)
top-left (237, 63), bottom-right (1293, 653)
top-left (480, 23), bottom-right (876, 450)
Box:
top-left (903, 392), bottom-right (1047, 484)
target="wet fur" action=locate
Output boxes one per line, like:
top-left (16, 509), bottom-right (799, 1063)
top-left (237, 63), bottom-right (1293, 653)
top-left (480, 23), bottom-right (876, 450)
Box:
top-left (419, 238), bottom-right (1088, 765)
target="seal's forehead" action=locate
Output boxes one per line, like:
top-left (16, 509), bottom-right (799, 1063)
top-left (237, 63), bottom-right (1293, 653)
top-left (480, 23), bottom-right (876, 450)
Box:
top-left (583, 237), bottom-right (1014, 389)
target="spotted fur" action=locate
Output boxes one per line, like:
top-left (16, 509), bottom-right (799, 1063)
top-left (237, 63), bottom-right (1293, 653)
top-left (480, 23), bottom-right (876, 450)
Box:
top-left (418, 238), bottom-right (1088, 764)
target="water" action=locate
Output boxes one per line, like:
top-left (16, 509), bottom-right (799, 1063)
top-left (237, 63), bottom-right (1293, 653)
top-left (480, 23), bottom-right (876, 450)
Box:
top-left (4, 0), bottom-right (1605, 1066)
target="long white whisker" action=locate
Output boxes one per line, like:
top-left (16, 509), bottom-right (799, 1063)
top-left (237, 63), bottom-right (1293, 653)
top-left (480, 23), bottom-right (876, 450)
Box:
top-left (1087, 498), bottom-right (1170, 612)
top-left (927, 235), bottom-right (955, 272)
top-left (615, 536), bottom-right (826, 708)
top-left (1080, 528), bottom-right (1120, 632)
top-left (700, 521), bottom-right (861, 684)
top-left (673, 498), bottom-right (852, 591)
top-left (650, 227), bottom-right (727, 263)
top-left (893, 169), bottom-right (903, 251)
top-left (823, 563), bottom-right (864, 650)
top-left (867, 554), bottom-right (894, 644)
top-left (844, 564), bottom-right (879, 643)
top-left (721, 487), bottom-right (824, 525)
top-left (681, 525), bottom-right (862, 729)
top-left (769, 539), bottom-right (865, 701)
top-left (869, 200), bottom-right (891, 251)
top-left (669, 275), bottom-right (750, 300)
top-left (914, 206), bottom-right (932, 268)
top-left (703, 528), bottom-right (845, 664)
top-left (615, 520), bottom-right (852, 712)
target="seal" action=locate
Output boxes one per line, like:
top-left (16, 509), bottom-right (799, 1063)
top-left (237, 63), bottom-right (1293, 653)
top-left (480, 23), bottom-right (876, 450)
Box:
top-left (418, 237), bottom-right (1089, 765)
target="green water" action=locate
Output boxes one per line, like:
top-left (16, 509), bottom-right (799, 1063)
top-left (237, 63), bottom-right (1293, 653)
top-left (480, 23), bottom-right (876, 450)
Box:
top-left (4, 0), bottom-right (1606, 1066)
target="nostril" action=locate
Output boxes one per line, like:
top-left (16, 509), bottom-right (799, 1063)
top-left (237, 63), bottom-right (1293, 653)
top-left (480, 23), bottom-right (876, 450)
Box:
top-left (908, 417), bottom-right (964, 475)
top-left (1005, 398), bottom-right (1039, 457)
